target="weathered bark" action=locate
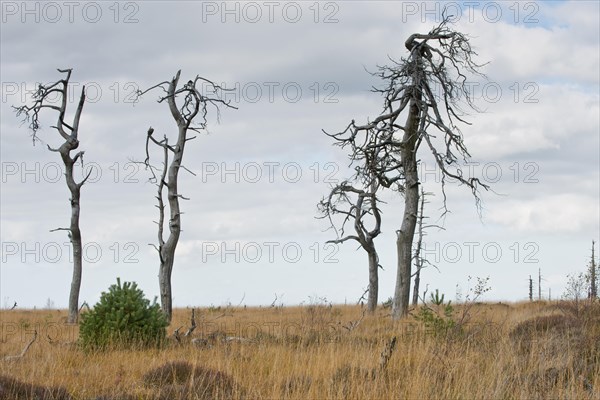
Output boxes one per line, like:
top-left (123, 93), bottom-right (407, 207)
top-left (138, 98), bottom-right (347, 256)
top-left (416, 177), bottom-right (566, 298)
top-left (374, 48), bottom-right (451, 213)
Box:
top-left (157, 125), bottom-right (186, 320)
top-left (62, 145), bottom-right (84, 324)
top-left (392, 99), bottom-right (420, 320)
top-left (318, 177), bottom-right (382, 314)
top-left (14, 69), bottom-right (89, 324)
top-left (412, 271), bottom-right (420, 306)
top-left (367, 247), bottom-right (379, 312)
top-left (60, 87), bottom-right (88, 324)
top-left (590, 240), bottom-right (597, 299)
top-left (412, 189), bottom-right (427, 306)
top-left (139, 71), bottom-right (234, 323)
top-left (158, 129), bottom-right (186, 322)
top-left (159, 258), bottom-right (174, 318)
top-left (155, 73), bottom-right (185, 322)
top-left (366, 178), bottom-right (381, 313)
top-left (324, 19), bottom-right (488, 321)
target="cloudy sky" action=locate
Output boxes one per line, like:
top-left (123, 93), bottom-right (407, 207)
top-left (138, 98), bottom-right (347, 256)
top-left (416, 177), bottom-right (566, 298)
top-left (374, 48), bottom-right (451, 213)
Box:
top-left (1, 0), bottom-right (598, 309)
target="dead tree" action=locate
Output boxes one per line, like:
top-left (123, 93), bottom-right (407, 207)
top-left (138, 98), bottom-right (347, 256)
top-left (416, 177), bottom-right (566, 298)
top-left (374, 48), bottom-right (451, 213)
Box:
top-left (325, 18), bottom-right (488, 320)
top-left (318, 174), bottom-right (383, 313)
top-left (136, 70), bottom-right (235, 322)
top-left (538, 268), bottom-right (542, 301)
top-left (411, 189), bottom-right (441, 306)
top-left (529, 275), bottom-right (533, 301)
top-left (13, 69), bottom-right (91, 324)
top-left (589, 240), bottom-right (597, 299)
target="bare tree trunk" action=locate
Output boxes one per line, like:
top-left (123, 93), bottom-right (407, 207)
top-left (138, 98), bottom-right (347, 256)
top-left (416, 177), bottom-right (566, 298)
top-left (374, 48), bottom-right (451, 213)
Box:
top-left (538, 268), bottom-right (542, 301)
top-left (367, 248), bottom-right (379, 313)
top-left (158, 124), bottom-right (185, 321)
top-left (63, 152), bottom-right (84, 324)
top-left (590, 240), bottom-right (597, 299)
top-left (142, 74), bottom-right (185, 323)
top-left (318, 175), bottom-right (382, 314)
top-left (324, 20), bottom-right (488, 321)
top-left (529, 275), bottom-right (533, 301)
top-left (412, 189), bottom-right (426, 306)
top-left (412, 267), bottom-right (421, 306)
top-left (140, 71), bottom-right (234, 323)
top-left (159, 257), bottom-right (174, 319)
top-left (14, 69), bottom-right (89, 324)
top-left (392, 99), bottom-right (420, 320)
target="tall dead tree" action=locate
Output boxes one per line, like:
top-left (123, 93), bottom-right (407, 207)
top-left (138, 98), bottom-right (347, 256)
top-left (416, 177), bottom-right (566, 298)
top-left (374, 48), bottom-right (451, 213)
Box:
top-left (589, 240), bottom-right (597, 299)
top-left (136, 71), bottom-right (234, 322)
top-left (318, 174), bottom-right (383, 313)
top-left (411, 189), bottom-right (441, 306)
top-left (529, 275), bottom-right (533, 301)
top-left (326, 18), bottom-right (488, 320)
top-left (412, 190), bottom-right (427, 306)
top-left (538, 268), bottom-right (542, 301)
top-left (14, 69), bottom-right (91, 323)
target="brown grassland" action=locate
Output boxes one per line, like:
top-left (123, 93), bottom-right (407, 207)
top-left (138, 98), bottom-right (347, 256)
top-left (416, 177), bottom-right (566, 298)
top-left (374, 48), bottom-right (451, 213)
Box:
top-left (0, 300), bottom-right (598, 399)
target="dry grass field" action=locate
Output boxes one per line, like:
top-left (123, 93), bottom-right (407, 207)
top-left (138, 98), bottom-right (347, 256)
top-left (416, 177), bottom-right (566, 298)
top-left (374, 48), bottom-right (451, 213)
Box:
top-left (0, 301), bottom-right (598, 399)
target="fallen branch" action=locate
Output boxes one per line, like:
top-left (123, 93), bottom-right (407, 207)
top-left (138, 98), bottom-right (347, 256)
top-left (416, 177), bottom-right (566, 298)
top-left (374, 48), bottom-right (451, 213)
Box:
top-left (185, 308), bottom-right (196, 337)
top-left (173, 308), bottom-right (197, 343)
top-left (342, 307), bottom-right (367, 332)
top-left (3, 330), bottom-right (37, 361)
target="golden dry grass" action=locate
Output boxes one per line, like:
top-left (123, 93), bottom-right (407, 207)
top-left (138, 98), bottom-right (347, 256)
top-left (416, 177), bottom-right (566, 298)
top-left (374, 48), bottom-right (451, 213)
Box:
top-left (0, 301), bottom-right (598, 399)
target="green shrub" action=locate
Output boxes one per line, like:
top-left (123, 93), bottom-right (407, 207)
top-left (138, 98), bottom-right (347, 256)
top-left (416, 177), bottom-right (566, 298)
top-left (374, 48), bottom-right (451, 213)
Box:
top-left (414, 289), bottom-right (457, 337)
top-left (79, 278), bottom-right (168, 350)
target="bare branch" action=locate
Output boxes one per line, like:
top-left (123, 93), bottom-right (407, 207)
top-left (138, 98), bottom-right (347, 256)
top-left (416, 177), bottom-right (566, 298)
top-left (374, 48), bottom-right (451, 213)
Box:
top-left (138, 71), bottom-right (236, 322)
top-left (13, 68), bottom-right (93, 324)
top-left (49, 227), bottom-right (71, 233)
top-left (322, 19), bottom-right (488, 320)
top-left (136, 71), bottom-right (237, 132)
top-left (357, 288), bottom-right (369, 305)
top-left (185, 308), bottom-right (197, 337)
top-left (178, 164), bottom-right (197, 176)
top-left (3, 331), bottom-right (37, 362)
top-left (342, 307), bottom-right (367, 332)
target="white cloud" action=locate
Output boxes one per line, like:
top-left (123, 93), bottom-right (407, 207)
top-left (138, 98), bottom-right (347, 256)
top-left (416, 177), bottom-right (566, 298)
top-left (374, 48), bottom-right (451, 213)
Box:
top-left (464, 5), bottom-right (600, 84)
top-left (489, 194), bottom-right (599, 233)
top-left (1, 1), bottom-right (598, 307)
top-left (463, 84), bottom-right (599, 159)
